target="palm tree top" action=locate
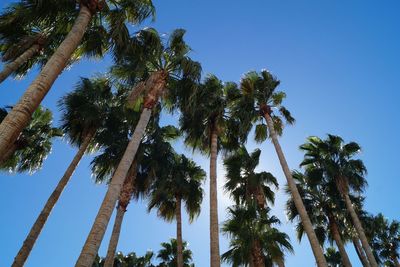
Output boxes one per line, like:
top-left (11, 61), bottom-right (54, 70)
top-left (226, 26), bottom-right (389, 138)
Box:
top-left (300, 134), bottom-right (368, 194)
top-left (58, 76), bottom-right (114, 149)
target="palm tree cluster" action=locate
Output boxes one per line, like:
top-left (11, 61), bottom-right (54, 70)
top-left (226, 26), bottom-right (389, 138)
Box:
top-left (0, 1), bottom-right (398, 267)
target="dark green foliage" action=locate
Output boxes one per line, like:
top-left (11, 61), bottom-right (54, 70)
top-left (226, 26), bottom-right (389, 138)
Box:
top-left (0, 106), bottom-right (61, 173)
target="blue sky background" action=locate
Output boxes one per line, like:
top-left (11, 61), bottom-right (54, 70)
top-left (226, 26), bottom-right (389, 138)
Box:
top-left (1, 0), bottom-right (399, 266)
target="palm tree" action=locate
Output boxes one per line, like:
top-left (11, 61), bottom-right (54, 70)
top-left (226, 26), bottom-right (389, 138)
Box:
top-left (156, 239), bottom-right (194, 267)
top-left (324, 247), bottom-right (344, 267)
top-left (92, 106), bottom-right (179, 267)
top-left (0, 0), bottom-right (155, 157)
top-left (300, 134), bottom-right (378, 267)
top-left (148, 154), bottom-right (205, 267)
top-left (0, 106), bottom-right (61, 173)
top-left (232, 70), bottom-right (327, 266)
top-left (179, 75), bottom-right (239, 267)
top-left (223, 146), bottom-right (278, 210)
top-left (75, 29), bottom-right (201, 267)
top-left (11, 76), bottom-right (113, 267)
top-left (365, 214), bottom-right (400, 266)
top-left (286, 171), bottom-right (353, 267)
top-left (221, 204), bottom-right (293, 267)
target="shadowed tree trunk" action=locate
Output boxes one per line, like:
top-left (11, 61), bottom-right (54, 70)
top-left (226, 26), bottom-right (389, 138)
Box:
top-left (176, 195), bottom-right (183, 267)
top-left (11, 130), bottom-right (94, 267)
top-left (103, 162), bottom-right (136, 267)
top-left (75, 72), bottom-right (167, 267)
top-left (252, 239), bottom-right (265, 267)
top-left (209, 126), bottom-right (220, 267)
top-left (353, 237), bottom-right (370, 267)
top-left (263, 111), bottom-right (327, 267)
top-left (343, 193), bottom-right (378, 267)
top-left (0, 44), bottom-right (41, 84)
top-left (0, 142), bottom-right (18, 165)
top-left (0, 4), bottom-right (94, 157)
top-left (328, 214), bottom-right (352, 267)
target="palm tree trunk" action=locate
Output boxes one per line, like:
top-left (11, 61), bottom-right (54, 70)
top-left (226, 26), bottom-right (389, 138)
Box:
top-left (344, 193), bottom-right (378, 267)
top-left (103, 206), bottom-right (125, 267)
top-left (176, 196), bottom-right (184, 267)
top-left (103, 163), bottom-right (137, 267)
top-left (353, 237), bottom-right (370, 267)
top-left (252, 239), bottom-right (265, 267)
top-left (11, 130), bottom-right (94, 267)
top-left (328, 215), bottom-right (352, 267)
top-left (75, 108), bottom-right (152, 267)
top-left (209, 127), bottom-right (220, 267)
top-left (0, 5), bottom-right (93, 157)
top-left (263, 112), bottom-right (327, 267)
top-left (0, 44), bottom-right (40, 84)
top-left (0, 142), bottom-right (18, 166)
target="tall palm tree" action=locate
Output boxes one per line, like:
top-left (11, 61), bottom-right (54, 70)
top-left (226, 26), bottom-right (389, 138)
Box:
top-left (11, 76), bottom-right (113, 267)
top-left (300, 134), bottom-right (378, 267)
top-left (156, 239), bottom-right (194, 267)
top-left (223, 146), bottom-right (278, 210)
top-left (0, 0), bottom-right (155, 156)
top-left (148, 153), bottom-right (205, 267)
top-left (0, 106), bottom-right (61, 173)
top-left (179, 75), bottom-right (239, 267)
top-left (286, 171), bottom-right (353, 267)
top-left (75, 28), bottom-right (201, 267)
top-left (221, 204), bottom-right (293, 267)
top-left (232, 70), bottom-right (327, 266)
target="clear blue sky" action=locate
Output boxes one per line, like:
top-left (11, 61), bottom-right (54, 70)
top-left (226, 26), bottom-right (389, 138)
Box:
top-left (1, 0), bottom-right (399, 266)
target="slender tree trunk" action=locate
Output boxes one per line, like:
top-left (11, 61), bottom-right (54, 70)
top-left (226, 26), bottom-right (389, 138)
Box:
top-left (328, 215), bottom-right (352, 267)
top-left (75, 108), bottom-right (152, 267)
top-left (0, 5), bottom-right (93, 156)
top-left (209, 128), bottom-right (220, 267)
top-left (343, 194), bottom-right (378, 267)
top-left (11, 131), bottom-right (94, 267)
top-left (353, 237), bottom-right (370, 267)
top-left (103, 163), bottom-right (136, 267)
top-left (252, 239), bottom-right (265, 267)
top-left (103, 206), bottom-right (125, 267)
top-left (176, 196), bottom-right (183, 267)
top-left (263, 112), bottom-right (327, 267)
top-left (0, 142), bottom-right (18, 165)
top-left (0, 44), bottom-right (40, 84)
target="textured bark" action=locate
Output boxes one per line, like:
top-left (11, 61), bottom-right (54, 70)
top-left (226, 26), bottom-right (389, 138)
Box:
top-left (75, 108), bottom-right (152, 267)
top-left (344, 194), bottom-right (378, 267)
top-left (209, 128), bottom-right (220, 267)
top-left (103, 163), bottom-right (136, 267)
top-left (353, 237), bottom-right (370, 267)
top-left (176, 196), bottom-right (183, 267)
top-left (252, 239), bottom-right (265, 267)
top-left (263, 112), bottom-right (327, 267)
top-left (11, 131), bottom-right (94, 267)
top-left (328, 215), bottom-right (352, 267)
top-left (0, 142), bottom-right (18, 166)
top-left (0, 44), bottom-right (40, 84)
top-left (0, 5), bottom-right (92, 157)
top-left (103, 207), bottom-right (125, 267)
